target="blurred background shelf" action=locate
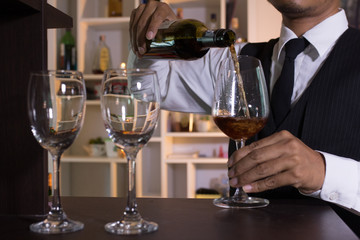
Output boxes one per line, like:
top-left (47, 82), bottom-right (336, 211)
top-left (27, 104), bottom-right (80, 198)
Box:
top-left (83, 74), bottom-right (103, 80)
top-left (165, 132), bottom-right (226, 137)
top-left (62, 155), bottom-right (126, 163)
top-left (166, 158), bottom-right (227, 164)
top-left (86, 100), bottom-right (100, 105)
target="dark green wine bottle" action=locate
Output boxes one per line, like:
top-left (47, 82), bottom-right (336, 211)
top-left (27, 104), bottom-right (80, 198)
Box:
top-left (144, 19), bottom-right (236, 60)
top-left (59, 29), bottom-right (76, 70)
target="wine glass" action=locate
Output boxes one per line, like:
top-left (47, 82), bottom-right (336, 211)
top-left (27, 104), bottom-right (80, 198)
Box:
top-left (27, 70), bottom-right (86, 233)
top-left (212, 55), bottom-right (270, 208)
top-left (100, 68), bottom-right (160, 235)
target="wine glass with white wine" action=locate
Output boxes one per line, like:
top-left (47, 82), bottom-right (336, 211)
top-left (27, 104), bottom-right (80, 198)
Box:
top-left (100, 68), bottom-right (160, 235)
top-left (212, 54), bottom-right (270, 208)
top-left (27, 70), bottom-right (86, 233)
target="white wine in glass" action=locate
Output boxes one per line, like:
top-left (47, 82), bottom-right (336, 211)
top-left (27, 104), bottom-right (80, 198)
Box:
top-left (27, 70), bottom-right (86, 233)
top-left (212, 54), bottom-right (270, 208)
top-left (100, 68), bottom-right (160, 235)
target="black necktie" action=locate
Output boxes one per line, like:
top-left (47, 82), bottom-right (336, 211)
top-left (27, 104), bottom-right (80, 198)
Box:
top-left (271, 38), bottom-right (308, 126)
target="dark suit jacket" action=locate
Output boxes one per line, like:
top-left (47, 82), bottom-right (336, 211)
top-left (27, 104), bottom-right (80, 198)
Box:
top-left (228, 27), bottom-right (360, 236)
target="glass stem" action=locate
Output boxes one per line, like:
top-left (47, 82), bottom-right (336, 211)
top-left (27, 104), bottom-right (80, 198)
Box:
top-left (49, 153), bottom-right (64, 220)
top-left (123, 148), bottom-right (141, 221)
top-left (233, 139), bottom-right (248, 199)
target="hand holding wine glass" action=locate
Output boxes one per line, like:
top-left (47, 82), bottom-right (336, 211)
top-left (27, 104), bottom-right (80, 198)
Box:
top-left (27, 70), bottom-right (86, 233)
top-left (212, 54), bottom-right (270, 208)
top-left (100, 68), bottom-right (160, 235)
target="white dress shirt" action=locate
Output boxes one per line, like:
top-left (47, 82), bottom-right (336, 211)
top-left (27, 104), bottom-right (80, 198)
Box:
top-left (128, 9), bottom-right (360, 214)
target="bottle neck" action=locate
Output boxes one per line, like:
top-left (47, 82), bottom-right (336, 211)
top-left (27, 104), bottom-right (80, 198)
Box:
top-left (199, 29), bottom-right (235, 48)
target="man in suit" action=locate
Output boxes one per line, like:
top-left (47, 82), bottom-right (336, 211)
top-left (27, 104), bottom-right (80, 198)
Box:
top-left (128, 0), bottom-right (360, 235)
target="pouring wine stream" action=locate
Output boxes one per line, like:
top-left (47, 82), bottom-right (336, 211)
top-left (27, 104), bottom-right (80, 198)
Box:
top-left (230, 44), bottom-right (250, 118)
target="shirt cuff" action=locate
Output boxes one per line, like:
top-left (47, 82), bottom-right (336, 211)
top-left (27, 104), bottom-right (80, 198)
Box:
top-left (300, 189), bottom-right (321, 199)
top-left (319, 151), bottom-right (359, 209)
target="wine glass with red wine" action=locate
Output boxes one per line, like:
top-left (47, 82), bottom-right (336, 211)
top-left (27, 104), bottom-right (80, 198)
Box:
top-left (212, 55), bottom-right (270, 208)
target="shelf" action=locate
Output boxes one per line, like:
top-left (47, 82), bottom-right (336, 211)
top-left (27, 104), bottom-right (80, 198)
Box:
top-left (138, 194), bottom-right (162, 198)
top-left (86, 100), bottom-right (100, 105)
top-left (62, 155), bottom-right (126, 163)
top-left (7, 0), bottom-right (42, 12)
top-left (83, 74), bottom-right (126, 81)
top-left (165, 132), bottom-right (226, 137)
top-left (80, 17), bottom-right (130, 30)
top-left (166, 157), bottom-right (227, 164)
top-left (4, 1), bottom-right (72, 30)
top-left (168, 0), bottom-right (220, 8)
top-left (150, 137), bottom-right (162, 142)
top-left (46, 3), bottom-right (73, 28)
top-left (84, 74), bottom-right (103, 80)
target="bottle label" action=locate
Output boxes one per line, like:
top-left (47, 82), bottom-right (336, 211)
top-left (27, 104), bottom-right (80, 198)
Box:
top-left (60, 43), bottom-right (65, 56)
top-left (198, 30), bottom-right (216, 47)
top-left (99, 47), bottom-right (110, 72)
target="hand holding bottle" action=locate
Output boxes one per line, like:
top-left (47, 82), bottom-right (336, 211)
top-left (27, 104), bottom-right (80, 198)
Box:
top-left (130, 1), bottom-right (177, 57)
top-left (130, 2), bottom-right (235, 60)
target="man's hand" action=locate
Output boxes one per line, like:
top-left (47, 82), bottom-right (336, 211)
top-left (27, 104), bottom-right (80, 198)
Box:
top-left (228, 130), bottom-right (325, 194)
top-left (130, 1), bottom-right (177, 58)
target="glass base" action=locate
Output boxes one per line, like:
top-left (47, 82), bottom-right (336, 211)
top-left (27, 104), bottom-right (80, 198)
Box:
top-left (30, 218), bottom-right (84, 234)
top-left (213, 196), bottom-right (269, 209)
top-left (105, 219), bottom-right (158, 235)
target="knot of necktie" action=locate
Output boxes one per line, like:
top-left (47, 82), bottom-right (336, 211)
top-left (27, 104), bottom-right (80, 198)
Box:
top-left (285, 38), bottom-right (308, 60)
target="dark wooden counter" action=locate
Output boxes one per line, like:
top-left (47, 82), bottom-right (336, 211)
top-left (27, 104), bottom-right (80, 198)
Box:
top-left (0, 197), bottom-right (358, 239)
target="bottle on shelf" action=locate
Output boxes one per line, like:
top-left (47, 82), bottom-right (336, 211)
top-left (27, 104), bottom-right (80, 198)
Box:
top-left (92, 35), bottom-right (112, 74)
top-left (59, 29), bottom-right (76, 70)
top-left (218, 146), bottom-right (224, 158)
top-left (209, 13), bottom-right (217, 30)
top-left (143, 19), bottom-right (236, 60)
top-left (176, 8), bottom-right (183, 19)
top-left (108, 0), bottom-right (122, 17)
top-left (231, 17), bottom-right (247, 43)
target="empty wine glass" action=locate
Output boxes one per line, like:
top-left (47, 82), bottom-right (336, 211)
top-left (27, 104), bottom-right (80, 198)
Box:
top-left (27, 70), bottom-right (86, 233)
top-left (212, 55), bottom-right (270, 208)
top-left (100, 68), bottom-right (160, 235)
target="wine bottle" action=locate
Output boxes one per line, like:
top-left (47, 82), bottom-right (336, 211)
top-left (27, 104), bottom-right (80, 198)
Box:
top-left (176, 8), bottom-right (183, 19)
top-left (108, 0), bottom-right (122, 17)
top-left (59, 29), bottom-right (76, 70)
top-left (143, 19), bottom-right (235, 60)
top-left (209, 13), bottom-right (217, 30)
top-left (231, 17), bottom-right (247, 43)
top-left (92, 35), bottom-right (112, 74)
